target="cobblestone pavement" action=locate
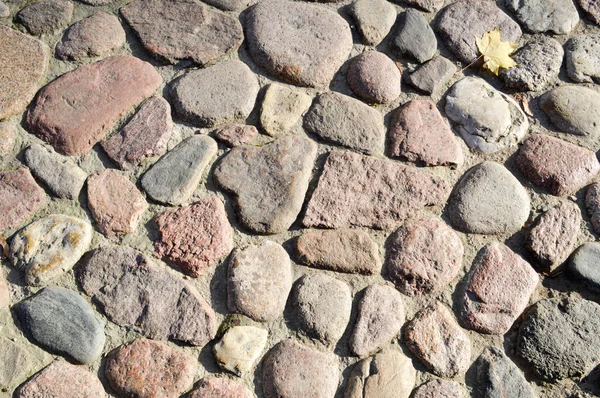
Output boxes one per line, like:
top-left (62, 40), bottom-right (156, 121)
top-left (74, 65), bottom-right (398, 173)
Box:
top-left (1, 0), bottom-right (600, 397)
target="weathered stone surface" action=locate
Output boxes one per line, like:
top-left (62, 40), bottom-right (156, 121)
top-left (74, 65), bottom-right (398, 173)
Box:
top-left (578, 0), bottom-right (600, 25)
top-left (586, 183), bottom-right (600, 234)
top-left (245, 0), bottom-right (353, 88)
top-left (105, 338), bottom-right (196, 398)
top-left (0, 121), bottom-right (17, 157)
top-left (155, 196), bottom-right (233, 277)
top-left (528, 202), bottom-right (581, 272)
top-left (347, 52), bottom-right (401, 104)
top-left (0, 270), bottom-right (8, 309)
top-left (170, 60), bottom-right (258, 128)
top-left (227, 241), bottom-right (292, 322)
top-left (213, 124), bottom-right (258, 147)
top-left (16, 361), bottom-right (105, 398)
top-left (386, 218), bottom-right (463, 296)
top-left (392, 9), bottom-right (436, 63)
top-left (0, 338), bottom-right (36, 393)
top-left (350, 284), bottom-right (405, 357)
top-left (262, 339), bottom-right (339, 398)
top-left (388, 100), bottom-right (463, 167)
top-left (348, 0), bottom-right (396, 46)
top-left (291, 273), bottom-right (352, 346)
top-left (517, 298), bottom-right (600, 380)
top-left (0, 27), bottom-right (49, 120)
top-left (569, 242), bottom-right (600, 292)
top-left (17, 286), bottom-right (105, 364)
top-left (25, 143), bottom-right (87, 200)
top-left (402, 0), bottom-right (444, 12)
top-left (404, 302), bottom-right (471, 377)
top-left (0, 169), bottom-right (46, 234)
top-left (436, 0), bottom-right (522, 63)
top-left (56, 12), bottom-right (126, 61)
top-left (79, 244), bottom-right (216, 346)
top-left (516, 134), bottom-right (600, 196)
top-left (304, 151), bottom-right (450, 230)
top-left (295, 229), bottom-right (380, 275)
top-left (506, 0), bottom-right (579, 34)
top-left (566, 35), bottom-right (600, 84)
top-left (475, 347), bottom-right (535, 398)
top-left (215, 135), bottom-right (317, 234)
top-left (214, 325), bottom-right (267, 376)
top-left (500, 36), bottom-right (564, 91)
top-left (102, 96), bottom-right (173, 170)
top-left (10, 214), bottom-right (92, 286)
top-left (121, 0), bottom-right (243, 65)
top-left (461, 242), bottom-right (539, 334)
top-left (445, 77), bottom-right (528, 153)
top-left (405, 56), bottom-right (457, 95)
top-left (304, 92), bottom-right (385, 154)
top-left (17, 0), bottom-right (73, 35)
top-left (25, 55), bottom-right (162, 156)
top-left (260, 83), bottom-right (312, 137)
top-left (189, 377), bottom-right (255, 398)
top-left (141, 135), bottom-right (217, 205)
top-left (345, 349), bottom-right (416, 398)
top-left (412, 380), bottom-right (465, 398)
top-left (448, 161), bottom-right (530, 234)
top-left (87, 169), bottom-right (147, 237)
top-left (540, 86), bottom-right (600, 137)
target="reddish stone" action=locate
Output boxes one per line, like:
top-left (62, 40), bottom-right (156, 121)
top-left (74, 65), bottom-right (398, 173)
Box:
top-left (404, 302), bottom-right (471, 377)
top-left (87, 169), bottom-right (148, 237)
top-left (388, 100), bottom-right (464, 167)
top-left (386, 218), bottom-right (464, 296)
top-left (462, 242), bottom-right (539, 334)
top-left (586, 183), bottom-right (600, 234)
top-left (25, 55), bottom-right (162, 156)
top-left (516, 134), bottom-right (600, 196)
top-left (0, 169), bottom-right (46, 234)
top-left (189, 378), bottom-right (254, 398)
top-left (102, 96), bottom-right (173, 170)
top-left (155, 196), bottom-right (233, 277)
top-left (412, 380), bottom-right (465, 398)
top-left (262, 339), bottom-right (339, 398)
top-left (213, 124), bottom-right (258, 147)
top-left (528, 201), bottom-right (581, 273)
top-left (347, 51), bottom-right (401, 104)
top-left (16, 361), bottom-right (104, 398)
top-left (303, 151), bottom-right (450, 230)
top-left (105, 339), bottom-right (196, 398)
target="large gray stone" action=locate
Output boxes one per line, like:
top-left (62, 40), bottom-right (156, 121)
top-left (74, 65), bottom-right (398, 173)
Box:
top-left (405, 56), bottom-right (457, 95)
top-left (392, 9), bottom-right (436, 63)
top-left (214, 135), bottom-right (317, 234)
top-left (445, 77), bottom-right (528, 153)
top-left (569, 242), bottom-right (600, 292)
top-left (448, 162), bottom-right (530, 234)
top-left (16, 286), bottom-right (105, 364)
top-left (304, 92), bottom-right (385, 155)
top-left (141, 135), bottom-right (217, 205)
top-left (245, 0), bottom-right (353, 88)
top-left (566, 34), bottom-right (600, 84)
top-left (506, 0), bottom-right (579, 34)
top-left (17, 0), bottom-right (73, 36)
top-left (348, 0), bottom-right (396, 46)
top-left (475, 347), bottom-right (535, 398)
top-left (169, 60), bottom-right (258, 128)
top-left (540, 86), bottom-right (600, 137)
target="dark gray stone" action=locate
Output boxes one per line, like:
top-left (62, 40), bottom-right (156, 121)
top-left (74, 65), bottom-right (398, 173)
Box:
top-left (475, 347), bottom-right (534, 398)
top-left (506, 0), bottom-right (579, 34)
top-left (348, 0), bottom-right (396, 46)
top-left (392, 9), bottom-right (436, 63)
top-left (405, 56), bottom-right (457, 95)
top-left (586, 183), bottom-right (600, 234)
top-left (17, 286), bottom-right (105, 364)
top-left (569, 242), bottom-right (600, 292)
top-left (17, 0), bottom-right (73, 35)
top-left (566, 34), bottom-right (600, 84)
top-left (540, 86), bottom-right (600, 137)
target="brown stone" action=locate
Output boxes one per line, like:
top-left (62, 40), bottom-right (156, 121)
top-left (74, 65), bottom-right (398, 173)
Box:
top-left (25, 55), bottom-right (162, 156)
top-left (462, 242), bottom-right (539, 334)
top-left (87, 169), bottom-right (148, 237)
top-left (16, 361), bottom-right (104, 398)
top-left (155, 196), bottom-right (233, 277)
top-left (516, 134), bottom-right (600, 196)
top-left (388, 100), bottom-right (464, 167)
top-left (0, 169), bottom-right (46, 234)
top-left (303, 150), bottom-right (450, 230)
top-left (0, 26), bottom-right (49, 120)
top-left (213, 124), bottom-right (258, 147)
top-left (412, 380), bottom-right (465, 398)
top-left (386, 218), bottom-right (464, 296)
top-left (102, 96), bottom-right (173, 170)
top-left (295, 229), bottom-right (380, 275)
top-left (189, 378), bottom-right (254, 398)
top-left (105, 338), bottom-right (196, 398)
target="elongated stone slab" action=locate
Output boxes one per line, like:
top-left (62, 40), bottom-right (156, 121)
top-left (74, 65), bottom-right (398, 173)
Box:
top-left (24, 55), bottom-right (162, 156)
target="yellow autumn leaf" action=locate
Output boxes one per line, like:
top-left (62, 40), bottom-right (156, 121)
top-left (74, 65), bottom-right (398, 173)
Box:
top-left (475, 28), bottom-right (517, 76)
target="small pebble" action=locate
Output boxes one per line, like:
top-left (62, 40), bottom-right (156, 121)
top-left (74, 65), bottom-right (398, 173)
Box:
top-left (213, 124), bottom-right (258, 147)
top-left (347, 51), bottom-right (401, 104)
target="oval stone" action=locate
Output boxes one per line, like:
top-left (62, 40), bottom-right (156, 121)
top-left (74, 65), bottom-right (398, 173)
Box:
top-left (16, 361), bottom-right (105, 398)
top-left (540, 85), bottom-right (600, 137)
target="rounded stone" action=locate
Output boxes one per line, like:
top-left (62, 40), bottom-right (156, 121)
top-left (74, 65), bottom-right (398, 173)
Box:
top-left (566, 34), bottom-right (600, 84)
top-left (214, 325), bottom-right (267, 376)
top-left (17, 0), bottom-right (73, 36)
top-left (189, 378), bottom-right (254, 398)
top-left (347, 51), bottom-right (401, 104)
top-left (569, 242), bottom-right (600, 292)
top-left (386, 218), bottom-right (464, 296)
top-left (16, 286), bottom-right (105, 364)
top-left (506, 0), bottom-right (579, 34)
top-left (448, 161), bottom-right (530, 235)
top-left (540, 85), bottom-right (600, 137)
top-left (412, 380), bottom-right (465, 398)
top-left (392, 9), bottom-right (437, 63)
top-left (10, 214), bottom-right (93, 286)
top-left (405, 56), bottom-right (457, 95)
top-left (348, 0), bottom-right (396, 46)
top-left (291, 273), bottom-right (352, 346)
top-left (0, 169), bottom-right (46, 234)
top-left (262, 339), bottom-right (339, 398)
top-left (16, 361), bottom-right (105, 398)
